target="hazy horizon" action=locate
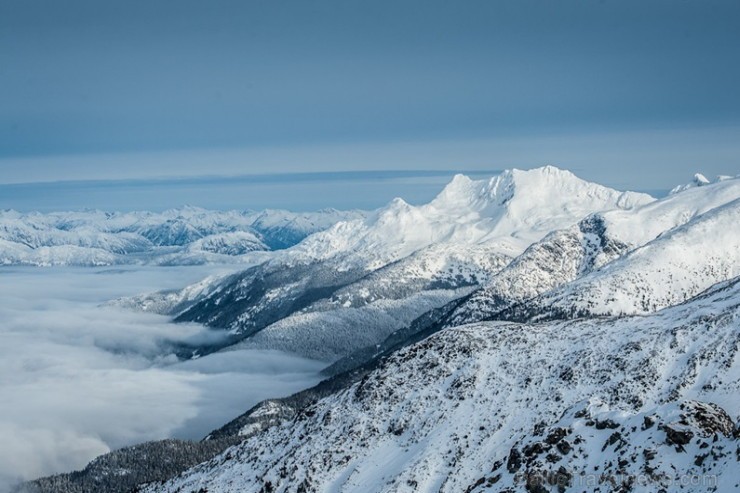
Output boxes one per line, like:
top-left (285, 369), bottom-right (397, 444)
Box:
top-left (0, 167), bottom-right (683, 213)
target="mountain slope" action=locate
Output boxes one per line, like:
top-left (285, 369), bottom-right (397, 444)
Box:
top-left (0, 208), bottom-right (364, 266)
top-left (18, 438), bottom-right (239, 493)
top-left (286, 166), bottom-right (651, 270)
top-left (161, 167), bottom-right (649, 358)
top-left (445, 215), bottom-right (629, 327)
top-left (504, 197), bottom-right (740, 322)
top-left (238, 244), bottom-right (511, 360)
top-left (142, 277), bottom-right (740, 493)
top-left (325, 174), bottom-right (740, 372)
top-left (447, 175), bottom-right (740, 326)
top-left (248, 209), bottom-right (366, 250)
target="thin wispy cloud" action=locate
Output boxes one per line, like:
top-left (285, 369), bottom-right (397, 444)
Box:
top-left (3, 126), bottom-right (739, 212)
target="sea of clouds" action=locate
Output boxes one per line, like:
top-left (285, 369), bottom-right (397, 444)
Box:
top-left (0, 265), bottom-right (325, 491)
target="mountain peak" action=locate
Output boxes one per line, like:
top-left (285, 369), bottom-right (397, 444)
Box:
top-left (386, 197), bottom-right (411, 211)
top-left (512, 164), bottom-right (575, 178)
top-left (431, 166), bottom-right (651, 215)
top-left (694, 173), bottom-right (710, 185)
top-left (291, 167), bottom-right (654, 269)
top-left (669, 172), bottom-right (714, 194)
top-left (431, 166), bottom-right (565, 209)
top-left (430, 174), bottom-right (479, 208)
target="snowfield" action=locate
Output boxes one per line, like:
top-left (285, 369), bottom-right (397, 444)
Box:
top-left (448, 172), bottom-right (740, 327)
top-left (142, 277), bottom-right (740, 493)
top-left (504, 197), bottom-right (740, 322)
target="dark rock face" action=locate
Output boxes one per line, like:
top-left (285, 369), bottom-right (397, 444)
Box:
top-left (661, 400), bottom-right (738, 449)
top-left (664, 425), bottom-right (695, 446)
top-left (507, 447), bottom-right (523, 473)
top-left (680, 401), bottom-right (736, 438)
top-left (553, 466), bottom-right (572, 493)
top-left (556, 440), bottom-right (572, 455)
top-left (545, 427), bottom-right (570, 445)
top-left (470, 400), bottom-right (739, 493)
top-left (594, 418), bottom-right (620, 430)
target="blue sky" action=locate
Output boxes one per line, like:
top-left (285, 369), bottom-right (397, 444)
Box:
top-left (1, 0), bottom-right (739, 209)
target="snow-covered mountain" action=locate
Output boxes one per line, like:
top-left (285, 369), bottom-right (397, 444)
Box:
top-left (138, 166), bottom-right (651, 360)
top-left (0, 208), bottom-right (365, 266)
top-left (668, 172), bottom-right (736, 195)
top-left (142, 276), bottom-right (740, 493)
top-left (504, 198), bottom-right (739, 321)
top-left (248, 209), bottom-right (365, 250)
top-left (447, 174), bottom-right (740, 326)
top-left (20, 167), bottom-right (740, 493)
top-left (286, 165), bottom-right (652, 269)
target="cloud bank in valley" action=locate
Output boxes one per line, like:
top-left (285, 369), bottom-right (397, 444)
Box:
top-left (0, 265), bottom-right (324, 491)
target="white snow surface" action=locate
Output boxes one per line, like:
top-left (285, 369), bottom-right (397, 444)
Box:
top-left (668, 172), bottom-right (737, 195)
top-left (127, 167), bottom-right (652, 360)
top-left (0, 207), bottom-right (364, 266)
top-left (449, 174), bottom-right (740, 325)
top-left (518, 197), bottom-right (740, 320)
top-left (144, 277), bottom-right (740, 493)
top-left (19, 167), bottom-right (740, 492)
top-left (602, 174), bottom-right (740, 248)
top-left (283, 166), bottom-right (652, 271)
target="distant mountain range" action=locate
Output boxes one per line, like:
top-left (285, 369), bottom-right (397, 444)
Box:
top-left (0, 207), bottom-right (365, 266)
top-left (19, 166), bottom-right (740, 493)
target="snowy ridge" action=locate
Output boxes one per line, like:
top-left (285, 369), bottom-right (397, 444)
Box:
top-left (445, 216), bottom-right (629, 327)
top-left (320, 244), bottom-right (511, 310)
top-left (241, 288), bottom-right (474, 361)
top-left (151, 167), bottom-right (648, 359)
top-left (449, 175), bottom-right (740, 326)
top-left (599, 174), bottom-right (740, 248)
top-left (669, 172), bottom-right (737, 195)
top-left (110, 271), bottom-right (241, 316)
top-left (285, 166), bottom-right (652, 270)
top-left (0, 208), bottom-right (365, 266)
top-left (507, 197), bottom-right (740, 321)
top-left (254, 244), bottom-right (510, 360)
top-left (143, 277), bottom-right (740, 493)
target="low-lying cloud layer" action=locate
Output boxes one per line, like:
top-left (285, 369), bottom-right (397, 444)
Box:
top-left (0, 265), bottom-right (324, 491)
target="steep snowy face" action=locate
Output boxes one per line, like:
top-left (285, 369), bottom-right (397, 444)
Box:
top-left (287, 166), bottom-right (653, 270)
top-left (601, 174), bottom-right (740, 248)
top-left (448, 175), bottom-right (740, 326)
top-left (143, 278), bottom-right (740, 493)
top-left (508, 198), bottom-right (740, 321)
top-left (446, 216), bottom-right (630, 327)
top-left (153, 168), bottom-right (649, 358)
